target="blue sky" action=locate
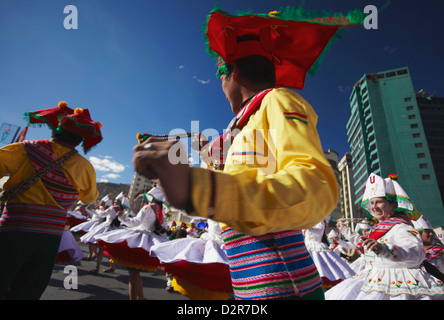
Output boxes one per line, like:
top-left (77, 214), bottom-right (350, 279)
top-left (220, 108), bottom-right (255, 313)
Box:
top-left (1, 0), bottom-right (443, 184)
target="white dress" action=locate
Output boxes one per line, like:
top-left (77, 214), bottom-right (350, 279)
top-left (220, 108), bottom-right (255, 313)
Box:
top-left (150, 219), bottom-right (232, 299)
top-left (70, 207), bottom-right (105, 235)
top-left (93, 203), bottom-right (169, 271)
top-left (303, 221), bottom-right (356, 286)
top-left (56, 228), bottom-right (84, 263)
top-left (325, 223), bottom-right (444, 300)
top-left (79, 206), bottom-right (119, 244)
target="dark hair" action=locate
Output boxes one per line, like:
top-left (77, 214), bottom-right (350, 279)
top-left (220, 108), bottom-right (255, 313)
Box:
top-left (51, 127), bottom-right (83, 146)
top-left (225, 55), bottom-right (275, 88)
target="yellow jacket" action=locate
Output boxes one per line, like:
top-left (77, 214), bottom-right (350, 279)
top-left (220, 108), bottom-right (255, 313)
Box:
top-left (190, 88), bottom-right (338, 236)
top-left (0, 140), bottom-right (98, 208)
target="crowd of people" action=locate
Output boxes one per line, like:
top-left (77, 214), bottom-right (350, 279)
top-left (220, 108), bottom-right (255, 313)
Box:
top-left (54, 180), bottom-right (444, 301)
top-left (1, 5), bottom-right (444, 301)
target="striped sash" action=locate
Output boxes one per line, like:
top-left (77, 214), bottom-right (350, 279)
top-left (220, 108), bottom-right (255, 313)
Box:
top-left (0, 203), bottom-right (68, 236)
top-left (0, 140), bottom-right (79, 236)
top-left (221, 227), bottom-right (323, 300)
top-left (23, 140), bottom-right (79, 210)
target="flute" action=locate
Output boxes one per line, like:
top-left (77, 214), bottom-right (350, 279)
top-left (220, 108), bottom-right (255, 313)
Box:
top-left (136, 132), bottom-right (199, 144)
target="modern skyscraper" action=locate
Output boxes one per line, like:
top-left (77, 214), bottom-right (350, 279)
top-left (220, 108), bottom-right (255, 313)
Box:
top-left (347, 67), bottom-right (444, 226)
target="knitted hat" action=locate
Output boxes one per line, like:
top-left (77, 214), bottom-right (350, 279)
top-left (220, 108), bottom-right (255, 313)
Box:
top-left (361, 173), bottom-right (414, 216)
top-left (204, 6), bottom-right (364, 89)
top-left (24, 101), bottom-right (103, 153)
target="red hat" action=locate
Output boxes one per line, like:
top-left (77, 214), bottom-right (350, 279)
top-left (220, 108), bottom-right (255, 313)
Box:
top-left (205, 6), bottom-right (364, 90)
top-left (24, 101), bottom-right (103, 153)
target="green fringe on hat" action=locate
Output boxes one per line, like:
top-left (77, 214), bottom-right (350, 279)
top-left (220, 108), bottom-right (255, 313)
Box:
top-left (203, 4), bottom-right (366, 79)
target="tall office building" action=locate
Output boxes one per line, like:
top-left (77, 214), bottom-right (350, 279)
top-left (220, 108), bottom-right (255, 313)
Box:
top-left (347, 67), bottom-right (444, 226)
top-left (338, 152), bottom-right (362, 230)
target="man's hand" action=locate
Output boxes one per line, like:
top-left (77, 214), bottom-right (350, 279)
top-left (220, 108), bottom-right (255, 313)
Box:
top-left (132, 137), bottom-right (191, 209)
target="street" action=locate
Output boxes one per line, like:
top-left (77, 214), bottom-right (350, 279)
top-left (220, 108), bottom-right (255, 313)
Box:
top-left (41, 242), bottom-right (191, 301)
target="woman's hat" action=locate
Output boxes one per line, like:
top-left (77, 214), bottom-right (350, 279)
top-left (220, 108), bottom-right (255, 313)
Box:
top-left (361, 173), bottom-right (413, 216)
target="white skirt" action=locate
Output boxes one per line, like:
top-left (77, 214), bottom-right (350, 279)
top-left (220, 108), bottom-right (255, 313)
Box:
top-left (79, 221), bottom-right (118, 244)
top-left (56, 229), bottom-right (84, 263)
top-left (70, 218), bottom-right (104, 234)
top-left (325, 265), bottom-right (444, 300)
top-left (306, 241), bottom-right (356, 281)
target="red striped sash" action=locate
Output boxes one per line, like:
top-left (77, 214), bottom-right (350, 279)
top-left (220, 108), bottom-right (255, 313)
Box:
top-left (0, 203), bottom-right (68, 236)
top-left (23, 140), bottom-right (79, 210)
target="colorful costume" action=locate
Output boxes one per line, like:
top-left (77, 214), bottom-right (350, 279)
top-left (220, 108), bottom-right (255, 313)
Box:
top-left (94, 188), bottom-right (169, 271)
top-left (0, 101), bottom-right (101, 299)
top-left (325, 173), bottom-right (444, 300)
top-left (151, 219), bottom-right (232, 300)
top-left (413, 215), bottom-right (444, 274)
top-left (56, 227), bottom-right (84, 264)
top-left (186, 6), bottom-right (364, 300)
top-left (80, 199), bottom-right (121, 245)
top-left (303, 219), bottom-right (355, 289)
top-left (70, 196), bottom-right (110, 236)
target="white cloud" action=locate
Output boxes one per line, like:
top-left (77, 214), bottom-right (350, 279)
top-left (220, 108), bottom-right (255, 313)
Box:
top-left (193, 76), bottom-right (210, 85)
top-left (102, 173), bottom-right (121, 179)
top-left (383, 46), bottom-right (396, 54)
top-left (89, 155), bottom-right (125, 173)
top-left (177, 65), bottom-right (185, 70)
top-left (338, 86), bottom-right (350, 93)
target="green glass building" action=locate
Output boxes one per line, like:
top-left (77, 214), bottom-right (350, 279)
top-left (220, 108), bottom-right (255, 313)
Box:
top-left (347, 67), bottom-right (444, 226)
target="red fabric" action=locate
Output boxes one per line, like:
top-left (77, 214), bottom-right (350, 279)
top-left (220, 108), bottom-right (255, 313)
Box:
top-left (369, 216), bottom-right (413, 241)
top-left (59, 108), bottom-right (102, 152)
top-left (151, 203), bottom-right (164, 225)
top-left (55, 251), bottom-right (73, 264)
top-left (96, 240), bottom-right (160, 269)
top-left (67, 216), bottom-right (87, 228)
top-left (206, 11), bottom-right (341, 89)
top-left (162, 260), bottom-right (232, 292)
top-left (28, 105), bottom-right (74, 129)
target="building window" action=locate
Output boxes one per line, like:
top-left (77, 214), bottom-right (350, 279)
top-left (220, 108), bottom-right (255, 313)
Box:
top-left (408, 115), bottom-right (416, 120)
top-left (410, 124), bottom-right (418, 129)
top-left (413, 133), bottom-right (420, 138)
top-left (422, 175), bottom-right (431, 180)
top-left (415, 143), bottom-right (423, 148)
top-left (417, 153), bottom-right (426, 158)
top-left (406, 106), bottom-right (414, 110)
top-left (397, 69), bottom-right (408, 75)
top-left (419, 163), bottom-right (428, 169)
top-left (386, 71), bottom-right (396, 77)
top-left (404, 97), bottom-right (412, 102)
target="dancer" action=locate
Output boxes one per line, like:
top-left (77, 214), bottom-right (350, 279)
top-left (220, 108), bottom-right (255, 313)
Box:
top-left (95, 186), bottom-right (169, 300)
top-left (71, 195), bottom-right (111, 260)
top-left (303, 218), bottom-right (355, 290)
top-left (133, 5), bottom-right (365, 300)
top-left (413, 215), bottom-right (444, 275)
top-left (325, 173), bottom-right (444, 300)
top-left (151, 219), bottom-right (232, 300)
top-left (81, 194), bottom-right (125, 274)
top-left (0, 101), bottom-right (102, 299)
